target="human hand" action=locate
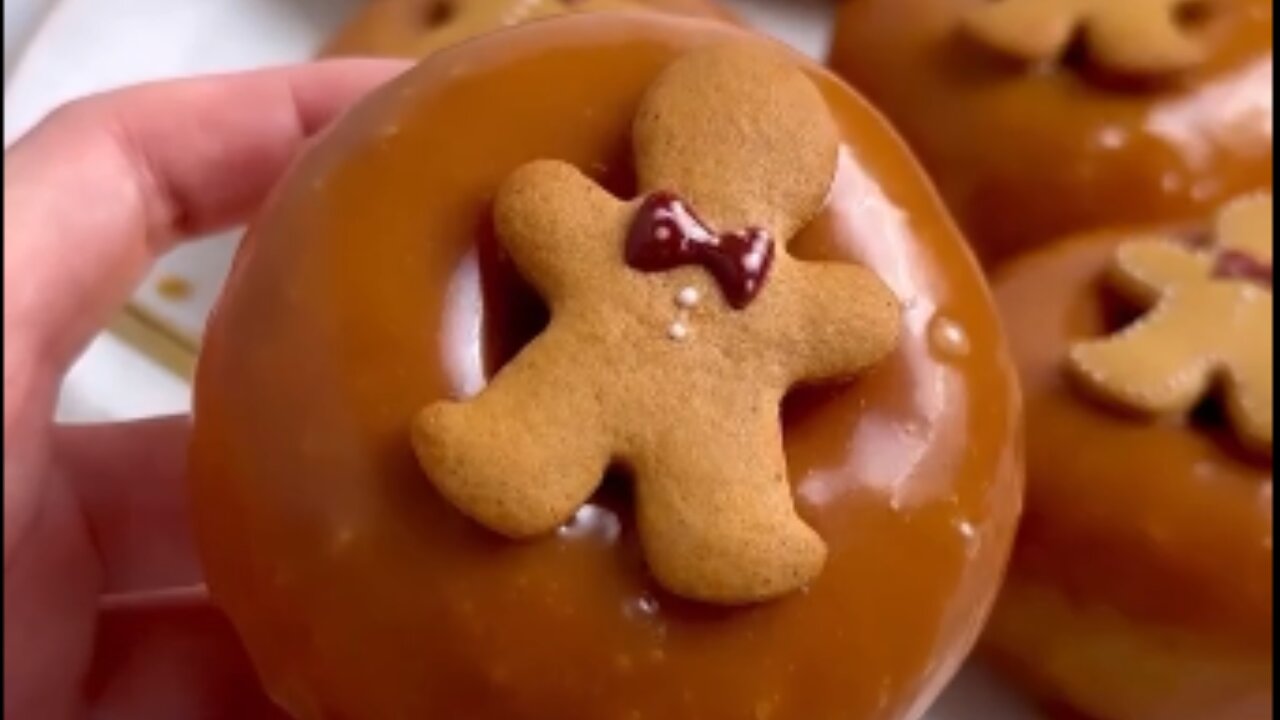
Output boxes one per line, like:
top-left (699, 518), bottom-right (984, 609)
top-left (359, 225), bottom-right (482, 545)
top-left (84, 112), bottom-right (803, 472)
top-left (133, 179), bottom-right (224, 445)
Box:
top-left (4, 59), bottom-right (408, 720)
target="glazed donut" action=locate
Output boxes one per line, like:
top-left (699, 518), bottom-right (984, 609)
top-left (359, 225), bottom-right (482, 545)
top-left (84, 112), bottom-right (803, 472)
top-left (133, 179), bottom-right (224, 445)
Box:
top-left (190, 13), bottom-right (1022, 719)
top-left (986, 193), bottom-right (1273, 720)
top-left (322, 0), bottom-right (740, 58)
top-left (828, 0), bottom-right (1272, 266)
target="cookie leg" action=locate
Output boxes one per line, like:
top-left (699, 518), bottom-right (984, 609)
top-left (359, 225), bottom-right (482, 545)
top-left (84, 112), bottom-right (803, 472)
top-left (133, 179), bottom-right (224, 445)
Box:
top-left (631, 421), bottom-right (826, 604)
top-left (1224, 307), bottom-right (1273, 455)
top-left (412, 332), bottom-right (613, 537)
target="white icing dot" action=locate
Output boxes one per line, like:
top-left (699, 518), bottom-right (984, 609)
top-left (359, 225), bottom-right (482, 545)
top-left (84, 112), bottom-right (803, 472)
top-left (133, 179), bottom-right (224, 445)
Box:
top-left (667, 322), bottom-right (689, 341)
top-left (675, 286), bottom-right (700, 308)
top-left (654, 226), bottom-right (672, 241)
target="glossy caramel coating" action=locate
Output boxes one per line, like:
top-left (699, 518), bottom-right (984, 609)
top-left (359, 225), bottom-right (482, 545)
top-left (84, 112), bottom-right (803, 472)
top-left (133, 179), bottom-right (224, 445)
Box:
top-left (322, 0), bottom-right (740, 58)
top-left (190, 14), bottom-right (1022, 719)
top-left (829, 0), bottom-right (1273, 266)
top-left (988, 226), bottom-right (1273, 720)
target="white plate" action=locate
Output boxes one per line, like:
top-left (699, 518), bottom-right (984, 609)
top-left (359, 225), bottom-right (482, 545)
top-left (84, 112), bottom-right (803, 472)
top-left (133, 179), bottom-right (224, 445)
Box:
top-left (5, 1), bottom-right (1041, 717)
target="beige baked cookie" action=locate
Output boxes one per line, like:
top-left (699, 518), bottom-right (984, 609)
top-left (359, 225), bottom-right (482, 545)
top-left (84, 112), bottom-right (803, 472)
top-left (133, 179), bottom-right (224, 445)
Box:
top-left (962, 0), bottom-right (1206, 74)
top-left (1069, 193), bottom-right (1273, 455)
top-left (411, 42), bottom-right (901, 605)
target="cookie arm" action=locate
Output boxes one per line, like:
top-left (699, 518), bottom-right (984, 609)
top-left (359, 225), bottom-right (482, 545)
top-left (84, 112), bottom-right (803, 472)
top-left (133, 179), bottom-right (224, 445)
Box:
top-left (961, 0), bottom-right (1077, 62)
top-left (493, 160), bottom-right (626, 305)
top-left (412, 324), bottom-right (614, 537)
top-left (1067, 293), bottom-right (1215, 416)
top-left (766, 261), bottom-right (901, 384)
top-left (1223, 301), bottom-right (1273, 456)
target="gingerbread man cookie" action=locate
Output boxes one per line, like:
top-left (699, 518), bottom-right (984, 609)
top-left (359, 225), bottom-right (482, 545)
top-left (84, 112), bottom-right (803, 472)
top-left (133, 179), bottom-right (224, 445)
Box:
top-left (1069, 194), bottom-right (1273, 455)
top-left (962, 0), bottom-right (1206, 74)
top-left (412, 42), bottom-right (901, 605)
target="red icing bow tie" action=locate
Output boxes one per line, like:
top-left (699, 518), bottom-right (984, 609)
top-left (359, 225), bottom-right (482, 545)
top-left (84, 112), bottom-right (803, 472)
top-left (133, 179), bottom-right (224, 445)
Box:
top-left (1213, 250), bottom-right (1272, 288)
top-left (625, 192), bottom-right (775, 309)
top-left (1180, 232), bottom-right (1273, 288)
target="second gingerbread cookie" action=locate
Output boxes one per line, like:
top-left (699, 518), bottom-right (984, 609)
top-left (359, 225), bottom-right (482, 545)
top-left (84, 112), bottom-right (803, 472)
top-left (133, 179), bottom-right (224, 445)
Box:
top-left (411, 42), bottom-right (901, 605)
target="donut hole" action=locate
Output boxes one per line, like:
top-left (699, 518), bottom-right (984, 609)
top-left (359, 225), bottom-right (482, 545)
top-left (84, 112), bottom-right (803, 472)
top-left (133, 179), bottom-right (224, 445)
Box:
top-left (1187, 385), bottom-right (1271, 462)
top-left (1097, 223), bottom-right (1212, 336)
top-left (1189, 392), bottom-right (1228, 430)
top-left (422, 0), bottom-right (457, 29)
top-left (476, 219), bottom-right (550, 376)
top-left (1096, 281), bottom-right (1145, 335)
top-left (1067, 5), bottom-right (1212, 93)
top-left (1187, 392), bottom-right (1248, 460)
top-left (781, 384), bottom-right (846, 426)
top-left (478, 149), bottom-right (636, 377)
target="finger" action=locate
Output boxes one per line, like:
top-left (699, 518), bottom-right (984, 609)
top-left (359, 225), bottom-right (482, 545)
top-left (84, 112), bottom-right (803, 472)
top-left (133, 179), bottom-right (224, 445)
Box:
top-left (89, 598), bottom-right (287, 720)
top-left (53, 416), bottom-right (198, 593)
top-left (3, 467), bottom-right (98, 720)
top-left (3, 58), bottom-right (409, 378)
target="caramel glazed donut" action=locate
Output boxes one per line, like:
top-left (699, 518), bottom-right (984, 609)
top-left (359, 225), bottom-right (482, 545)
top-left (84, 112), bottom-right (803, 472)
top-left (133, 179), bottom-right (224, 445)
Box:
top-left (989, 192), bottom-right (1273, 720)
top-left (191, 13), bottom-right (1023, 720)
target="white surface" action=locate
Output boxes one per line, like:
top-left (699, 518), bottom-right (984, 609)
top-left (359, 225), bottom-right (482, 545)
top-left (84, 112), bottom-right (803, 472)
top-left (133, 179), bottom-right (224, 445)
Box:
top-left (3, 0), bottom-right (57, 76)
top-left (5, 0), bottom-right (360, 366)
top-left (7, 0), bottom-right (362, 422)
top-left (6, 1), bottom-right (1037, 716)
top-left (55, 331), bottom-right (192, 423)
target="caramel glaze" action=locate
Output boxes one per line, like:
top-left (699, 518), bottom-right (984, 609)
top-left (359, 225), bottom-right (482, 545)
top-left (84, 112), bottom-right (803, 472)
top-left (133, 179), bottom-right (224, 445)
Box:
top-left (828, 0), bottom-right (1273, 267)
top-left (989, 227), bottom-right (1273, 720)
top-left (190, 15), bottom-right (1023, 719)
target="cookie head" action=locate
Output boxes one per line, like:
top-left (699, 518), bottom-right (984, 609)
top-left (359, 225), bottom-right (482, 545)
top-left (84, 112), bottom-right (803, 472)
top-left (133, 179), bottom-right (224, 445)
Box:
top-left (632, 43), bottom-right (838, 241)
